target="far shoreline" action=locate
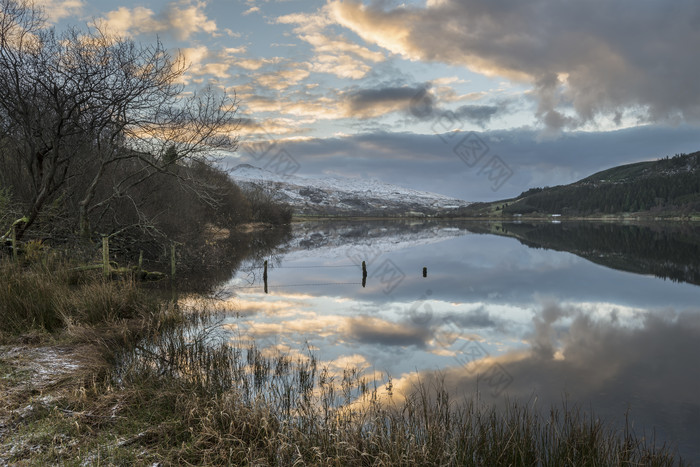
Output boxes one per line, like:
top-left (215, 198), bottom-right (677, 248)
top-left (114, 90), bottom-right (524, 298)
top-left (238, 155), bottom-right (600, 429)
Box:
top-left (291, 214), bottom-right (700, 223)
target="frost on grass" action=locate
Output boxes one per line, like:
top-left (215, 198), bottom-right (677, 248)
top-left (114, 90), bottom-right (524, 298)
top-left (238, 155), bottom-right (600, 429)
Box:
top-left (0, 344), bottom-right (91, 464)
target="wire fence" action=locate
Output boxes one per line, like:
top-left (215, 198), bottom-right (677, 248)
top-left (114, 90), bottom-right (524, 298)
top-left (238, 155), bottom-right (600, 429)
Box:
top-left (235, 281), bottom-right (362, 289)
top-left (236, 258), bottom-right (377, 292)
top-left (272, 265), bottom-right (359, 269)
top-left (2, 226), bottom-right (176, 280)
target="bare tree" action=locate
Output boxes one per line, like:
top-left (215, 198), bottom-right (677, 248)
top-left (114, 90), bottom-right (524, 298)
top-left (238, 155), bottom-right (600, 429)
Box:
top-left (0, 0), bottom-right (239, 240)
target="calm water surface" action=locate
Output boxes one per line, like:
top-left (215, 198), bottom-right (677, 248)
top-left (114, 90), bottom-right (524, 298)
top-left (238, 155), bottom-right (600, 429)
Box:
top-left (220, 220), bottom-right (700, 461)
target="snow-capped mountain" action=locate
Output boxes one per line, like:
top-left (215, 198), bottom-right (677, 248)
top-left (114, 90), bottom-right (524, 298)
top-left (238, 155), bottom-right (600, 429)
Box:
top-left (229, 164), bottom-right (472, 216)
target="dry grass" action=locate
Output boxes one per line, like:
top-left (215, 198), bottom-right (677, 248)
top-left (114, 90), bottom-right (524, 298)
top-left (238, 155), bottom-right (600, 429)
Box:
top-left (0, 257), bottom-right (162, 340)
top-left (64, 313), bottom-right (681, 466)
top-left (0, 259), bottom-right (686, 466)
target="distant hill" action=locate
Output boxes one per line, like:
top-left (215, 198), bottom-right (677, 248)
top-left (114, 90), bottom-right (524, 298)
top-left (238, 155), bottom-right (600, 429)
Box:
top-left (229, 164), bottom-right (472, 217)
top-left (457, 151), bottom-right (700, 218)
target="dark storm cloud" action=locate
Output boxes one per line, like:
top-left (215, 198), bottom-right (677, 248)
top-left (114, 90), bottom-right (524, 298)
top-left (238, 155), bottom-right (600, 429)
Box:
top-left (231, 125), bottom-right (700, 201)
top-left (340, 83), bottom-right (507, 122)
top-left (443, 308), bottom-right (498, 329)
top-left (345, 85), bottom-right (430, 117)
top-left (453, 104), bottom-right (501, 127)
top-left (331, 0), bottom-right (700, 129)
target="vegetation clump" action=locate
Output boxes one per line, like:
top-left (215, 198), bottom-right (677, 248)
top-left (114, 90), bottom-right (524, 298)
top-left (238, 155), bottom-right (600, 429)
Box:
top-left (0, 259), bottom-right (159, 339)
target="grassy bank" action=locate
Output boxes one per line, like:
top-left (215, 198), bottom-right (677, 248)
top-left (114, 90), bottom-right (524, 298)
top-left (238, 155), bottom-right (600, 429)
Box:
top-left (0, 260), bottom-right (162, 339)
top-left (0, 259), bottom-right (686, 465)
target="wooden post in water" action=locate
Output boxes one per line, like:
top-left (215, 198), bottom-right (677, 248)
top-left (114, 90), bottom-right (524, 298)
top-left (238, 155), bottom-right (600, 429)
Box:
top-left (362, 260), bottom-right (367, 287)
top-left (102, 235), bottom-right (109, 278)
top-left (11, 224), bottom-right (17, 262)
top-left (263, 260), bottom-right (268, 293)
top-left (423, 267), bottom-right (427, 278)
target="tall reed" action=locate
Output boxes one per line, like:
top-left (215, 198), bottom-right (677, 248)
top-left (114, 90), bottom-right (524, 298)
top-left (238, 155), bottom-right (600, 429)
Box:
top-left (104, 312), bottom-right (683, 466)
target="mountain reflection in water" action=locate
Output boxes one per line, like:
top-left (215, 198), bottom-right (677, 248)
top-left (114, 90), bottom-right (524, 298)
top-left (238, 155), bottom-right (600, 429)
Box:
top-left (220, 220), bottom-right (700, 461)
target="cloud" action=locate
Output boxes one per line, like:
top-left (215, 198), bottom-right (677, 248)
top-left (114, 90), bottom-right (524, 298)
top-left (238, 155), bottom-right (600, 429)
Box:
top-left (239, 82), bottom-right (461, 125)
top-left (235, 57), bottom-right (281, 71)
top-left (238, 116), bottom-right (314, 137)
top-left (233, 312), bottom-right (437, 349)
top-left (179, 46), bottom-right (233, 80)
top-left (255, 67), bottom-right (311, 90)
top-left (176, 46), bottom-right (284, 83)
top-left (224, 46), bottom-right (247, 55)
top-left (36, 0), bottom-right (84, 22)
top-left (529, 299), bottom-right (574, 359)
top-left (329, 0), bottom-right (700, 129)
top-left (101, 0), bottom-right (217, 39)
top-left (344, 85), bottom-right (428, 118)
top-left (429, 77), bottom-right (484, 106)
top-left (322, 83), bottom-right (510, 123)
top-left (309, 52), bottom-right (375, 80)
top-left (307, 33), bottom-right (383, 64)
top-left (443, 308), bottom-right (498, 329)
top-left (242, 6), bottom-right (260, 16)
top-left (453, 105), bottom-right (502, 128)
top-left (277, 7), bottom-right (385, 79)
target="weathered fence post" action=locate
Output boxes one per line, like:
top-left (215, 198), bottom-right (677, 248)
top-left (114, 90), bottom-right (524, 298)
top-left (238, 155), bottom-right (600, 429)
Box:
top-left (362, 260), bottom-right (367, 287)
top-left (423, 267), bottom-right (427, 278)
top-left (263, 260), bottom-right (268, 294)
top-left (11, 224), bottom-right (17, 262)
top-left (102, 235), bottom-right (109, 278)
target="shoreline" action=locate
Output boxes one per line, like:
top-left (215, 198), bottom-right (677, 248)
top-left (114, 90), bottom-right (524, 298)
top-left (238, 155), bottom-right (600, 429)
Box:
top-left (292, 214), bottom-right (700, 222)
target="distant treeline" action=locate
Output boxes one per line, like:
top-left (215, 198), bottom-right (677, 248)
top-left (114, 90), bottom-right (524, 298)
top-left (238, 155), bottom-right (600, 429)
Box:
top-left (504, 152), bottom-right (700, 215)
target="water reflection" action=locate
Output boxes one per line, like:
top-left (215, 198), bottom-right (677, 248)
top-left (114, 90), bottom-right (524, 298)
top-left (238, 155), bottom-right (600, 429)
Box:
top-left (173, 224), bottom-right (291, 294)
top-left (221, 220), bottom-right (700, 461)
top-left (469, 221), bottom-right (700, 286)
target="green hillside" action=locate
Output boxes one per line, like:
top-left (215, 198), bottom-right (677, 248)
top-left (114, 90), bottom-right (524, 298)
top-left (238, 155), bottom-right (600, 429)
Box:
top-left (459, 151), bottom-right (700, 218)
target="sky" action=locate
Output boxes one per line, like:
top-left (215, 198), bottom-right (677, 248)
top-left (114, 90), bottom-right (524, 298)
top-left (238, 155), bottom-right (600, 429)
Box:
top-left (41, 0), bottom-right (700, 201)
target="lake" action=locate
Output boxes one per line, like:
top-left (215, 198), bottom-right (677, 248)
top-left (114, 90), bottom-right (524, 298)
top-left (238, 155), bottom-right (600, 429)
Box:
top-left (219, 219), bottom-right (700, 461)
